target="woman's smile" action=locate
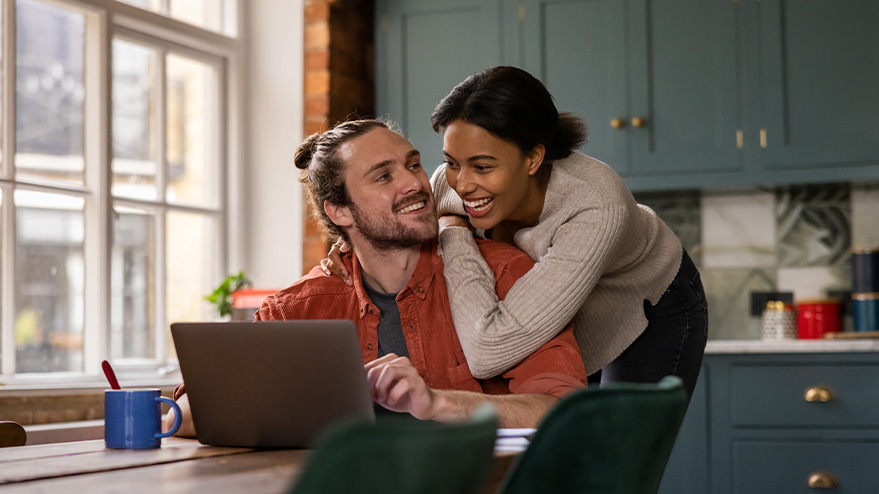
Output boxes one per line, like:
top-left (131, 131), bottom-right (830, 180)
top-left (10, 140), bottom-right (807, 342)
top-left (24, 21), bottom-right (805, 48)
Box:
top-left (463, 196), bottom-right (494, 216)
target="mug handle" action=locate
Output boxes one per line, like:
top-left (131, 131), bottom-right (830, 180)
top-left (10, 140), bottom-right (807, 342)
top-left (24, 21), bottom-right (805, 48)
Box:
top-left (155, 396), bottom-right (182, 439)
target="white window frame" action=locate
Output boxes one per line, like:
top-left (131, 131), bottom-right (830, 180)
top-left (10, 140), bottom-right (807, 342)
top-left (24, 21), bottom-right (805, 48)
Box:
top-left (0, 0), bottom-right (244, 388)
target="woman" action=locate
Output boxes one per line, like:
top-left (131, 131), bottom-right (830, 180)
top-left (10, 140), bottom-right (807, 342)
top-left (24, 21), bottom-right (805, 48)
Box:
top-left (329, 66), bottom-right (707, 397)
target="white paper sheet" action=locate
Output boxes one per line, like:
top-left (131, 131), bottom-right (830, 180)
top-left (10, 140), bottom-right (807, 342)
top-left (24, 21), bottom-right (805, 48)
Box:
top-left (494, 428), bottom-right (536, 453)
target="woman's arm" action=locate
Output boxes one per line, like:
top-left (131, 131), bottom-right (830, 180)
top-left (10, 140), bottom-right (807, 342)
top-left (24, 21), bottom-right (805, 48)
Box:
top-left (430, 164), bottom-right (467, 216)
top-left (441, 205), bottom-right (627, 378)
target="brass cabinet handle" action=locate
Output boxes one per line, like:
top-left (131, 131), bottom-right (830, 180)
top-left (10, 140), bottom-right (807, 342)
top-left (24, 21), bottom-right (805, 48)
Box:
top-left (631, 116), bottom-right (647, 128)
top-left (611, 118), bottom-right (626, 129)
top-left (807, 471), bottom-right (839, 489)
top-left (804, 386), bottom-right (835, 402)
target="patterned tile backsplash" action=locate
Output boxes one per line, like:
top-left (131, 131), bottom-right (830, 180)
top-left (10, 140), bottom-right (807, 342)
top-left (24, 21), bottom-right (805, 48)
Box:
top-left (635, 182), bottom-right (879, 340)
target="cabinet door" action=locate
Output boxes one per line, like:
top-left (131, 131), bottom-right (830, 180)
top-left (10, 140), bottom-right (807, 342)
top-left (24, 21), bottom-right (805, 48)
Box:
top-left (375, 0), bottom-right (503, 175)
top-left (757, 0), bottom-right (879, 171)
top-left (658, 366), bottom-right (710, 494)
top-left (520, 0), bottom-right (743, 179)
top-left (520, 0), bottom-right (630, 175)
top-left (628, 0), bottom-right (743, 175)
top-left (733, 442), bottom-right (879, 494)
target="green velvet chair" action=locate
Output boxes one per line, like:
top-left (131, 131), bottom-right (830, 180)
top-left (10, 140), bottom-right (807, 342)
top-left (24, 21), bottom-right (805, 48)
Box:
top-left (499, 376), bottom-right (688, 494)
top-left (290, 405), bottom-right (498, 494)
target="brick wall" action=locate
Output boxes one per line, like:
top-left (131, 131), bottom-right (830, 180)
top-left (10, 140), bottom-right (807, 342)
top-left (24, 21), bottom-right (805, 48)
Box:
top-left (302, 0), bottom-right (375, 274)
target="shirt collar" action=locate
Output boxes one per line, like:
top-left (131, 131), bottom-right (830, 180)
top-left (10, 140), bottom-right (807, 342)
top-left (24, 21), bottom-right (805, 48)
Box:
top-left (349, 240), bottom-right (437, 318)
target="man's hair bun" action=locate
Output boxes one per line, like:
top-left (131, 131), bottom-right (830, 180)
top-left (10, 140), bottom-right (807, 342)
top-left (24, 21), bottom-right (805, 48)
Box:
top-left (294, 132), bottom-right (320, 170)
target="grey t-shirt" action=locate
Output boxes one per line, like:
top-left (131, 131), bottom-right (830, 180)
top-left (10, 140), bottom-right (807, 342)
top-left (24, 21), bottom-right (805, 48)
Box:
top-left (362, 280), bottom-right (410, 359)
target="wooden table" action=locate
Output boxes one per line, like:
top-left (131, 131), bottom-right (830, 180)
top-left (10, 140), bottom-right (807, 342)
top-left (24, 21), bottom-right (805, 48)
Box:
top-left (0, 437), bottom-right (518, 493)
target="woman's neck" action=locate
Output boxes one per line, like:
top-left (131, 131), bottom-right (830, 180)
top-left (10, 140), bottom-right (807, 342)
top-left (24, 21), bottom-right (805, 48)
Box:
top-left (489, 174), bottom-right (550, 244)
top-left (514, 173), bottom-right (550, 226)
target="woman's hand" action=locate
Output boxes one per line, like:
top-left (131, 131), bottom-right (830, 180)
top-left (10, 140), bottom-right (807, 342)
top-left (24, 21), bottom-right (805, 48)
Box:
top-left (320, 239), bottom-right (352, 286)
top-left (438, 214), bottom-right (473, 235)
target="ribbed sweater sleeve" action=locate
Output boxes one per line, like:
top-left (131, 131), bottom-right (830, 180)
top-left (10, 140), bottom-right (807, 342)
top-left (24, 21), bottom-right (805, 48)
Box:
top-left (430, 164), bottom-right (467, 216)
top-left (439, 204), bottom-right (627, 378)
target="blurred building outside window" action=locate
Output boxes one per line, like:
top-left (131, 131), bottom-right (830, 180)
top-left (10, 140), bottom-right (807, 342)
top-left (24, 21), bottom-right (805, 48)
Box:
top-left (0, 0), bottom-right (240, 382)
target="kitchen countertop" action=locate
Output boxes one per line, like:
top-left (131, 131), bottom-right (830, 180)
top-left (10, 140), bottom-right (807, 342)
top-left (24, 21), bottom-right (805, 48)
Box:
top-left (706, 338), bottom-right (879, 354)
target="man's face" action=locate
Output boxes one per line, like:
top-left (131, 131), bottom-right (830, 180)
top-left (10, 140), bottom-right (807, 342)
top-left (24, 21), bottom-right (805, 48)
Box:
top-left (336, 127), bottom-right (438, 251)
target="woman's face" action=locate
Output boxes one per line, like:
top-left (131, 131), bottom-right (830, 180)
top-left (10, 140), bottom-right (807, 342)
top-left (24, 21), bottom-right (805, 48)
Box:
top-left (442, 120), bottom-right (543, 230)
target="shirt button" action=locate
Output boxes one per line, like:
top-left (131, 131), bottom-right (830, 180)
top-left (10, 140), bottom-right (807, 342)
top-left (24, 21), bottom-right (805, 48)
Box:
top-left (417, 288), bottom-right (425, 294)
top-left (367, 343), bottom-right (373, 350)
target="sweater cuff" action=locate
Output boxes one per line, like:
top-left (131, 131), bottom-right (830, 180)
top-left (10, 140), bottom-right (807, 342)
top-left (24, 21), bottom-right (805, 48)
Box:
top-left (438, 227), bottom-right (479, 259)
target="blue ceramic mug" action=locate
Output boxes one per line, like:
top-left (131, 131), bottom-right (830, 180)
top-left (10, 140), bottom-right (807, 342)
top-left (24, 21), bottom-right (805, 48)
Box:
top-left (104, 389), bottom-right (182, 449)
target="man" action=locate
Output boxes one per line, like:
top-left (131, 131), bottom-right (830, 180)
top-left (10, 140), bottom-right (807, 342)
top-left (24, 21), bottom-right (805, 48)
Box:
top-left (168, 119), bottom-right (586, 434)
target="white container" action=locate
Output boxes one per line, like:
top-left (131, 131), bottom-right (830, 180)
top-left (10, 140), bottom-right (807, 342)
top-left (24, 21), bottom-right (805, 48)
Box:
top-left (762, 301), bottom-right (797, 340)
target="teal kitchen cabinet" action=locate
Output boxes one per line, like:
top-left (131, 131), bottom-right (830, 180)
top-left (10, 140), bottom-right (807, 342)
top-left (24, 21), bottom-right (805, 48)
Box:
top-left (755, 0), bottom-right (879, 182)
top-left (518, 0), bottom-right (744, 180)
top-left (657, 364), bottom-right (710, 493)
top-left (659, 350), bottom-right (879, 494)
top-left (375, 0), bottom-right (504, 174)
top-left (518, 0), bottom-right (879, 190)
top-left (377, 0), bottom-right (879, 190)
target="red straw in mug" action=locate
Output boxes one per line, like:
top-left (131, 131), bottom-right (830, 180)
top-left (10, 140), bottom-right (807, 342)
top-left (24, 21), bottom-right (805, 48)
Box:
top-left (102, 360), bottom-right (121, 390)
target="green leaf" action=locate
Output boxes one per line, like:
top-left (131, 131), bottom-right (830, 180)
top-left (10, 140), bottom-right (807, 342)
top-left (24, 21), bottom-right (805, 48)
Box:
top-left (204, 271), bottom-right (251, 318)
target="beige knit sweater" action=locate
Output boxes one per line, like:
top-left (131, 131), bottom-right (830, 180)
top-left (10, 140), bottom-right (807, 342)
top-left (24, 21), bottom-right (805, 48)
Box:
top-left (432, 152), bottom-right (682, 378)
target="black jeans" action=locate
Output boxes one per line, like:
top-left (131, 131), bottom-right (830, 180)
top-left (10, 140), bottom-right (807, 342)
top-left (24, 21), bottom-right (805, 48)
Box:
top-left (588, 249), bottom-right (708, 400)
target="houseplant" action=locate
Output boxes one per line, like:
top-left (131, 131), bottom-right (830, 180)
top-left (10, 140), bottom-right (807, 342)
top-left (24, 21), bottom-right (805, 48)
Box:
top-left (204, 271), bottom-right (251, 318)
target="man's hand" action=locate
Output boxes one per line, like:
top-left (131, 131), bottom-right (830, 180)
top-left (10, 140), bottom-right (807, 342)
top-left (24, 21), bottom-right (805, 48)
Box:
top-left (365, 354), bottom-right (560, 427)
top-left (163, 393), bottom-right (197, 438)
top-left (365, 354), bottom-right (436, 420)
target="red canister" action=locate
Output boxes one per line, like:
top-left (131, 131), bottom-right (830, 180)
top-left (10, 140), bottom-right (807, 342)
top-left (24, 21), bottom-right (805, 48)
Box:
top-left (797, 299), bottom-right (842, 339)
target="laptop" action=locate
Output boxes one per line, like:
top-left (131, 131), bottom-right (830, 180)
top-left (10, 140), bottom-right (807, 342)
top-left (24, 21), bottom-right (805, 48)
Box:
top-left (170, 320), bottom-right (375, 448)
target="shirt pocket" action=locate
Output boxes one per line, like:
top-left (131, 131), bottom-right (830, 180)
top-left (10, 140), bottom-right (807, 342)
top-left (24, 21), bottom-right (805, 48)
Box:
top-left (441, 362), bottom-right (483, 393)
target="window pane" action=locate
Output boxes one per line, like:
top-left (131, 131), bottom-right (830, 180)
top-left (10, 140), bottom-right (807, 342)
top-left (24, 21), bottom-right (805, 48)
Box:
top-left (111, 207), bottom-right (156, 360)
top-left (0, 190), bottom-right (3, 371)
top-left (170, 0), bottom-right (221, 33)
top-left (166, 54), bottom-right (218, 208)
top-left (170, 0), bottom-right (236, 36)
top-left (15, 0), bottom-right (85, 185)
top-left (0, 7), bottom-right (4, 167)
top-left (166, 211), bottom-right (218, 356)
top-left (117, 0), bottom-right (161, 12)
top-left (118, 0), bottom-right (236, 36)
top-left (112, 40), bottom-right (158, 200)
top-left (15, 190), bottom-right (85, 373)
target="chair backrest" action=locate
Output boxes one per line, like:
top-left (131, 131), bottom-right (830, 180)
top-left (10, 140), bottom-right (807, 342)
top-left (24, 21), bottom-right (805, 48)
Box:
top-left (0, 421), bottom-right (27, 448)
top-left (290, 405), bottom-right (498, 494)
top-left (499, 376), bottom-right (688, 494)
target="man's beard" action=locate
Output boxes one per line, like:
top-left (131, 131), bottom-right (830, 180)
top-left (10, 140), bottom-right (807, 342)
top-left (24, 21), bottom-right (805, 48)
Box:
top-left (349, 193), bottom-right (438, 251)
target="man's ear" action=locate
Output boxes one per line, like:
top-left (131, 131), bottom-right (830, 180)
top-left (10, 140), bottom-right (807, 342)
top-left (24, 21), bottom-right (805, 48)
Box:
top-left (526, 144), bottom-right (546, 176)
top-left (324, 200), bottom-right (354, 228)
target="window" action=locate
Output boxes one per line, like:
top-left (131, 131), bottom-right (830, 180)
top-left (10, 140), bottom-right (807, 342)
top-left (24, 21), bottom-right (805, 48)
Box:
top-left (117, 0), bottom-right (238, 36)
top-left (0, 0), bottom-right (240, 381)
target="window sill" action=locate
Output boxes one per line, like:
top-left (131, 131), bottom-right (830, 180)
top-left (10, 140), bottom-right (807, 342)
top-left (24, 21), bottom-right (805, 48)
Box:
top-left (0, 374), bottom-right (181, 397)
top-left (25, 419), bottom-right (105, 445)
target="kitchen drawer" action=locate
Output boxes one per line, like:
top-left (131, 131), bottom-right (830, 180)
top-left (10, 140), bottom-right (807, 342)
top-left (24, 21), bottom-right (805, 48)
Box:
top-left (733, 441), bottom-right (879, 493)
top-left (730, 364), bottom-right (879, 427)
